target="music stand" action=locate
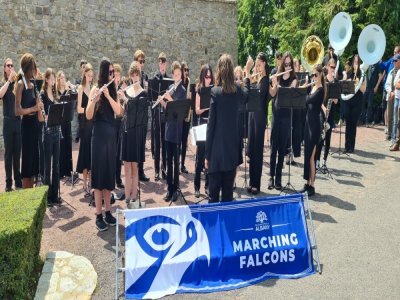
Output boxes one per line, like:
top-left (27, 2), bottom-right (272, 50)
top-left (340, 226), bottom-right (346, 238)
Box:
top-left (238, 86), bottom-right (261, 195)
top-left (125, 95), bottom-right (149, 209)
top-left (165, 99), bottom-right (191, 206)
top-left (47, 103), bottom-right (76, 210)
top-left (331, 80), bottom-right (354, 158)
top-left (277, 87), bottom-right (307, 194)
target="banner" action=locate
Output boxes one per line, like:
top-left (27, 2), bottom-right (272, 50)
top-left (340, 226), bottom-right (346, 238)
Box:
top-left (124, 194), bottom-right (315, 299)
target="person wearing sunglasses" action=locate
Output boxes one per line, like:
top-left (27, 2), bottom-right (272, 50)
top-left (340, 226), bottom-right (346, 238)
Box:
top-left (247, 52), bottom-right (269, 195)
top-left (316, 59), bottom-right (338, 169)
top-left (180, 61), bottom-right (191, 174)
top-left (299, 64), bottom-right (325, 196)
top-left (133, 49), bottom-right (150, 182)
top-left (86, 58), bottom-right (122, 232)
top-left (0, 58), bottom-right (22, 192)
top-left (269, 51), bottom-right (298, 191)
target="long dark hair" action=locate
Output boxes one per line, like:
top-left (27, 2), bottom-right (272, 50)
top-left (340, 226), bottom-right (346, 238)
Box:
top-left (197, 64), bottom-right (214, 91)
top-left (256, 52), bottom-right (269, 76)
top-left (97, 58), bottom-right (117, 107)
top-left (278, 51), bottom-right (297, 82)
top-left (314, 64), bottom-right (327, 100)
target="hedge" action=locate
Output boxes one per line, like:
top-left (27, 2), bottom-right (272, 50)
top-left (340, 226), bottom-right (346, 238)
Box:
top-left (0, 186), bottom-right (48, 300)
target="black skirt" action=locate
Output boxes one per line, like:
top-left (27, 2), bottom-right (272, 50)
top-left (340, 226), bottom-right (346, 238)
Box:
top-left (59, 122), bottom-right (73, 177)
top-left (76, 118), bottom-right (93, 173)
top-left (91, 121), bottom-right (116, 190)
top-left (21, 115), bottom-right (40, 178)
top-left (121, 125), bottom-right (145, 163)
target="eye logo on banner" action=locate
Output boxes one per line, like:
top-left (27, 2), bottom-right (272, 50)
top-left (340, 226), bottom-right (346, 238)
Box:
top-left (125, 207), bottom-right (210, 299)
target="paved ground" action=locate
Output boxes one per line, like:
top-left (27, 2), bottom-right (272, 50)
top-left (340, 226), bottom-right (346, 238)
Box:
top-left (1, 124), bottom-right (398, 299)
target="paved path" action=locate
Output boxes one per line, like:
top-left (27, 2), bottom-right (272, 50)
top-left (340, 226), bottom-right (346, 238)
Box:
top-left (6, 124), bottom-right (395, 299)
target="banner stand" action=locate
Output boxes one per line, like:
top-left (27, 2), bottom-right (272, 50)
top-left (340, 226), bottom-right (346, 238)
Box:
top-left (114, 193), bottom-right (322, 299)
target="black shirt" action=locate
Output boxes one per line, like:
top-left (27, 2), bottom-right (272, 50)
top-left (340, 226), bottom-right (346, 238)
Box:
top-left (164, 83), bottom-right (187, 143)
top-left (1, 81), bottom-right (18, 118)
top-left (365, 63), bottom-right (382, 91)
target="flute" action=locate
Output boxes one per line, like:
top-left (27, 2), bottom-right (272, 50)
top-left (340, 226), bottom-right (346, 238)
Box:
top-left (270, 69), bottom-right (292, 78)
top-left (91, 78), bottom-right (115, 101)
top-left (152, 80), bottom-right (181, 109)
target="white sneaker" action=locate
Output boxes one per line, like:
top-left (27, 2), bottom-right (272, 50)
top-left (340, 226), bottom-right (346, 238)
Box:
top-left (316, 160), bottom-right (320, 169)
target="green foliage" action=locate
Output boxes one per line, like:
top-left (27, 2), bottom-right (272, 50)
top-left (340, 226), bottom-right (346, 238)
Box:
top-left (238, 0), bottom-right (400, 67)
top-left (0, 186), bottom-right (48, 300)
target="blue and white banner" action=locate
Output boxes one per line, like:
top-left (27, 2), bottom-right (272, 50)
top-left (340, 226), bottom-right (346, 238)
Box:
top-left (124, 194), bottom-right (315, 299)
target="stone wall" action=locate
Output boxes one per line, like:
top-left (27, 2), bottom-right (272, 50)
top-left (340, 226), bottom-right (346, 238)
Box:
top-left (0, 0), bottom-right (237, 148)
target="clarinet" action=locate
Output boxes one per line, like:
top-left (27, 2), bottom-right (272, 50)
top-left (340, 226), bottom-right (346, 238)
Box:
top-left (33, 78), bottom-right (47, 128)
top-left (321, 98), bottom-right (333, 140)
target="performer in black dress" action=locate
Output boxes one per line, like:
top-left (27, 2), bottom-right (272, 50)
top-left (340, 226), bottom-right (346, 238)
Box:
top-left (56, 71), bottom-right (73, 178)
top-left (180, 61), bottom-right (191, 174)
top-left (152, 52), bottom-right (169, 181)
top-left (343, 54), bottom-right (365, 153)
top-left (316, 59), bottom-right (338, 168)
top-left (134, 49), bottom-right (150, 182)
top-left (118, 61), bottom-right (147, 208)
top-left (159, 61), bottom-right (187, 202)
top-left (76, 63), bottom-right (94, 197)
top-left (268, 52), bottom-right (297, 190)
top-left (113, 64), bottom-right (124, 189)
top-left (0, 58), bottom-right (22, 191)
top-left (14, 53), bottom-right (44, 189)
top-left (86, 58), bottom-right (121, 232)
top-left (247, 52), bottom-right (269, 195)
top-left (194, 64), bottom-right (214, 197)
top-left (299, 64), bottom-right (325, 196)
top-left (40, 68), bottom-right (61, 206)
top-left (205, 54), bottom-right (250, 203)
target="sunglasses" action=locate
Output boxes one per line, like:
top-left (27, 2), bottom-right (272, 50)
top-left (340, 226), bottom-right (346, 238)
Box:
top-left (159, 59), bottom-right (166, 64)
top-left (330, 66), bottom-right (336, 69)
top-left (109, 70), bottom-right (115, 76)
top-left (6, 64), bottom-right (14, 68)
top-left (205, 75), bottom-right (212, 79)
top-left (184, 68), bottom-right (189, 72)
top-left (284, 63), bottom-right (291, 67)
top-left (139, 60), bottom-right (145, 64)
top-left (311, 73), bottom-right (319, 78)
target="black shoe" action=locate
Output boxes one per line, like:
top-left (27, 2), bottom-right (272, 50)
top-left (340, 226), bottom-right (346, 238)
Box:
top-left (75, 137), bottom-right (79, 143)
top-left (307, 185), bottom-right (315, 196)
top-left (180, 166), bottom-right (189, 174)
top-left (52, 197), bottom-right (62, 206)
top-left (275, 179), bottom-right (282, 190)
top-left (164, 192), bottom-right (172, 201)
top-left (104, 211), bottom-right (116, 226)
top-left (96, 214), bottom-right (108, 231)
top-left (47, 199), bottom-right (53, 207)
top-left (268, 177), bottom-right (274, 190)
top-left (171, 191), bottom-right (179, 202)
top-left (161, 169), bottom-right (167, 180)
top-left (195, 190), bottom-right (200, 198)
top-left (139, 173), bottom-right (150, 182)
top-left (116, 182), bottom-right (125, 189)
top-left (299, 184), bottom-right (309, 193)
top-left (251, 188), bottom-right (260, 195)
top-left (5, 186), bottom-right (13, 192)
top-left (155, 173), bottom-right (160, 181)
top-left (247, 186), bottom-right (252, 193)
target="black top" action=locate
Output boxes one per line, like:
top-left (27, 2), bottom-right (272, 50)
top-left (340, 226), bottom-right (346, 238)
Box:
top-left (274, 76), bottom-right (293, 119)
top-left (164, 83), bottom-right (187, 143)
top-left (206, 84), bottom-right (249, 174)
top-left (94, 96), bottom-right (116, 125)
top-left (1, 81), bottom-right (18, 118)
top-left (21, 84), bottom-right (36, 109)
top-left (365, 63), bottom-right (382, 91)
top-left (306, 87), bottom-right (324, 121)
top-left (257, 76), bottom-right (270, 113)
top-left (140, 71), bottom-right (149, 89)
top-left (40, 91), bottom-right (55, 115)
top-left (197, 87), bottom-right (210, 120)
top-left (154, 71), bottom-right (169, 80)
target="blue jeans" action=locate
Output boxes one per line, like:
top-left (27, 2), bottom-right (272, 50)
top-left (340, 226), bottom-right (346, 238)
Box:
top-left (361, 90), bottom-right (375, 124)
top-left (393, 98), bottom-right (399, 142)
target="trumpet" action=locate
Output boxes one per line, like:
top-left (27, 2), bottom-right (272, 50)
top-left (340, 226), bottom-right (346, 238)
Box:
top-left (152, 80), bottom-right (181, 109)
top-left (91, 78), bottom-right (115, 101)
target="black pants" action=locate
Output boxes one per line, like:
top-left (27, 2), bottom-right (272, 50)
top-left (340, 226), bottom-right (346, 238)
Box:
top-left (3, 117), bottom-right (22, 189)
top-left (38, 122), bottom-right (44, 177)
top-left (270, 117), bottom-right (291, 184)
top-left (194, 142), bottom-right (208, 191)
top-left (181, 120), bottom-right (190, 168)
top-left (153, 108), bottom-right (166, 173)
top-left (166, 141), bottom-right (179, 195)
top-left (344, 94), bottom-right (363, 151)
top-left (208, 169), bottom-right (236, 203)
top-left (248, 111), bottom-right (266, 190)
top-left (44, 130), bottom-right (60, 201)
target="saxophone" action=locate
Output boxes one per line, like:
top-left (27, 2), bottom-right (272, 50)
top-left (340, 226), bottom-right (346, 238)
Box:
top-left (321, 98), bottom-right (332, 140)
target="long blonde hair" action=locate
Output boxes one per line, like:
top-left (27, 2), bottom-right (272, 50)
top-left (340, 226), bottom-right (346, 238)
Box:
top-left (81, 63), bottom-right (94, 88)
top-left (215, 54), bottom-right (236, 94)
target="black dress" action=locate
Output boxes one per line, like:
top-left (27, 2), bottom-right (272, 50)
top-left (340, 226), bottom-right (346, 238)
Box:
top-left (76, 92), bottom-right (92, 173)
top-left (303, 87), bottom-right (324, 180)
top-left (58, 90), bottom-right (73, 177)
top-left (248, 76), bottom-right (269, 190)
top-left (91, 97), bottom-right (116, 191)
top-left (121, 90), bottom-right (148, 163)
top-left (21, 84), bottom-right (40, 178)
top-left (269, 76), bottom-right (293, 183)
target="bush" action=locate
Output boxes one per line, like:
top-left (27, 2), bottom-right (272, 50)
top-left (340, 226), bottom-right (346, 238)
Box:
top-left (0, 186), bottom-right (48, 300)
